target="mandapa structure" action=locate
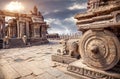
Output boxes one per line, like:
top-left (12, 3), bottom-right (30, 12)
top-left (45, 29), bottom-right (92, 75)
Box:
top-left (0, 6), bottom-right (49, 48)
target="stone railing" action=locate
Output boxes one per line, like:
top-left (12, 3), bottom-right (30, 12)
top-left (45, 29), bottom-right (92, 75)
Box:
top-left (47, 32), bottom-right (82, 40)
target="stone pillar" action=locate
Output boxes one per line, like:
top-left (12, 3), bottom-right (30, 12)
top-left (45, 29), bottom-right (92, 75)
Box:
top-left (33, 24), bottom-right (36, 37)
top-left (39, 25), bottom-right (42, 37)
top-left (41, 26), bottom-right (44, 38)
top-left (2, 17), bottom-right (6, 49)
top-left (2, 16), bottom-right (5, 38)
top-left (26, 21), bottom-right (29, 38)
top-left (20, 22), bottom-right (23, 38)
top-left (17, 20), bottom-right (20, 38)
top-left (42, 26), bottom-right (46, 38)
top-left (8, 26), bottom-right (11, 38)
top-left (30, 24), bottom-right (34, 38)
top-left (33, 24), bottom-right (40, 38)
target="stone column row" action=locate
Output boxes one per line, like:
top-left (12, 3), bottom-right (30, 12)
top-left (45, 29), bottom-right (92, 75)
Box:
top-left (17, 20), bottom-right (30, 38)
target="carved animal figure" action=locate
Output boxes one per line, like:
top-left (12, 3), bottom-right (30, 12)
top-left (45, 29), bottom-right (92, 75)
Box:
top-left (61, 39), bottom-right (80, 59)
top-left (68, 41), bottom-right (80, 59)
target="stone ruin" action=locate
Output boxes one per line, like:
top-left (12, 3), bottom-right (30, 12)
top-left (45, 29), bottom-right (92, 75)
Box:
top-left (52, 0), bottom-right (120, 79)
top-left (0, 6), bottom-right (49, 48)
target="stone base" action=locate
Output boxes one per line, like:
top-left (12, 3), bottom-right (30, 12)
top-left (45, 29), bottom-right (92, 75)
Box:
top-left (52, 54), bottom-right (77, 64)
top-left (30, 38), bottom-right (49, 46)
top-left (67, 60), bottom-right (120, 79)
top-left (9, 38), bottom-right (27, 48)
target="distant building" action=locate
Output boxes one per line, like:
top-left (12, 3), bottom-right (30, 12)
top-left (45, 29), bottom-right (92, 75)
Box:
top-left (46, 33), bottom-right (60, 39)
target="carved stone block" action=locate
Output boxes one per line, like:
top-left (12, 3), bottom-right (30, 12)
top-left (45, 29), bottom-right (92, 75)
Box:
top-left (67, 60), bottom-right (120, 79)
top-left (52, 55), bottom-right (77, 64)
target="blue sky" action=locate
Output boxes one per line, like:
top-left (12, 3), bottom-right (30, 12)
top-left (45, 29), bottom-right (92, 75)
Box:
top-left (0, 0), bottom-right (88, 34)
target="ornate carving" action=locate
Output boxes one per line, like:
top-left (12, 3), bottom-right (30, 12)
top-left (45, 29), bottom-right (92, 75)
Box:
top-left (30, 6), bottom-right (38, 15)
top-left (67, 65), bottom-right (120, 79)
top-left (116, 13), bottom-right (120, 22)
top-left (30, 6), bottom-right (43, 17)
top-left (58, 39), bottom-right (80, 59)
top-left (79, 30), bottom-right (120, 70)
top-left (74, 0), bottom-right (120, 72)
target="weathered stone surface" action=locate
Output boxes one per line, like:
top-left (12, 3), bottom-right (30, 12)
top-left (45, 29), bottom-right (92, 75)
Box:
top-left (0, 42), bottom-right (77, 79)
top-left (58, 74), bottom-right (76, 79)
top-left (35, 73), bottom-right (56, 79)
top-left (75, 0), bottom-right (120, 71)
top-left (20, 75), bottom-right (35, 79)
top-left (52, 55), bottom-right (77, 64)
top-left (0, 59), bottom-right (21, 79)
top-left (25, 61), bottom-right (45, 75)
top-left (79, 30), bottom-right (120, 70)
top-left (45, 67), bottom-right (64, 78)
top-left (68, 60), bottom-right (120, 79)
top-left (11, 62), bottom-right (32, 77)
top-left (75, 0), bottom-right (120, 30)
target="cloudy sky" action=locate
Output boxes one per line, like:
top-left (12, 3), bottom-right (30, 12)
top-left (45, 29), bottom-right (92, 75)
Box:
top-left (0, 0), bottom-right (88, 34)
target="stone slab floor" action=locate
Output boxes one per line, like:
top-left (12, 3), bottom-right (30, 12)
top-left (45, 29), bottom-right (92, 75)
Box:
top-left (0, 40), bottom-right (78, 79)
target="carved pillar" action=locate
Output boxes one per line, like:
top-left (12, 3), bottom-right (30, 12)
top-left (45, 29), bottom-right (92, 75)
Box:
top-left (17, 20), bottom-right (20, 38)
top-left (39, 25), bottom-right (42, 37)
top-left (33, 24), bottom-right (36, 37)
top-left (33, 24), bottom-right (40, 38)
top-left (26, 21), bottom-right (29, 38)
top-left (8, 26), bottom-right (10, 37)
top-left (30, 24), bottom-right (34, 38)
top-left (19, 22), bottom-right (23, 38)
top-left (2, 16), bottom-right (5, 38)
top-left (41, 25), bottom-right (46, 38)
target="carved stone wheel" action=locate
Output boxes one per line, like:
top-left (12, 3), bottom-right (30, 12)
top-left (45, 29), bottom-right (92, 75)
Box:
top-left (80, 30), bottom-right (120, 70)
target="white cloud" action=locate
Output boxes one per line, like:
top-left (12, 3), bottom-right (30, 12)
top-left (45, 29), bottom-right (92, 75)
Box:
top-left (68, 3), bottom-right (87, 10)
top-left (43, 10), bottom-right (60, 15)
top-left (48, 28), bottom-right (71, 35)
top-left (43, 11), bottom-right (50, 15)
top-left (45, 18), bottom-right (73, 34)
top-left (45, 18), bottom-right (61, 25)
top-left (53, 10), bottom-right (60, 13)
top-left (45, 18), bottom-right (55, 24)
top-left (64, 17), bottom-right (77, 23)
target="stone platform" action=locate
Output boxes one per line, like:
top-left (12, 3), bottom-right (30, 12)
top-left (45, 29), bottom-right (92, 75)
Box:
top-left (67, 60), bottom-right (120, 79)
top-left (52, 55), bottom-right (77, 64)
top-left (0, 40), bottom-right (77, 79)
top-left (9, 38), bottom-right (26, 48)
top-left (30, 38), bottom-right (49, 46)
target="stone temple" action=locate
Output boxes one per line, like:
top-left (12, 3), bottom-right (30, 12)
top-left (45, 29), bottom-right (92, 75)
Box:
top-left (0, 6), bottom-right (49, 48)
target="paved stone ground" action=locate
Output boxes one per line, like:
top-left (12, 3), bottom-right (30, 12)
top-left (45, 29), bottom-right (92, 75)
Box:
top-left (0, 40), bottom-right (78, 79)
